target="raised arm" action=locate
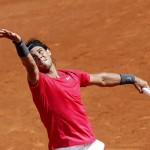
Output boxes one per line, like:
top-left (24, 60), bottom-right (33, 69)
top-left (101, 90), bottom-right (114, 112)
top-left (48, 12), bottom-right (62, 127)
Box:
top-left (0, 29), bottom-right (39, 85)
top-left (90, 72), bottom-right (149, 93)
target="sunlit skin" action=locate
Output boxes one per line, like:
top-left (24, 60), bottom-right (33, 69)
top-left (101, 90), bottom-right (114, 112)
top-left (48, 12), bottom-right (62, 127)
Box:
top-left (29, 46), bottom-right (59, 78)
top-left (30, 46), bottom-right (52, 72)
top-left (0, 29), bottom-right (149, 91)
top-left (0, 28), bottom-right (150, 150)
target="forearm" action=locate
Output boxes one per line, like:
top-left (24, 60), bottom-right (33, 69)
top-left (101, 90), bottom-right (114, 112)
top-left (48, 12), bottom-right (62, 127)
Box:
top-left (90, 73), bottom-right (136, 87)
top-left (101, 73), bottom-right (121, 86)
top-left (20, 53), bottom-right (38, 72)
top-left (90, 73), bottom-right (121, 87)
top-left (13, 40), bottom-right (39, 84)
top-left (90, 72), bottom-right (149, 93)
top-left (13, 40), bottom-right (38, 71)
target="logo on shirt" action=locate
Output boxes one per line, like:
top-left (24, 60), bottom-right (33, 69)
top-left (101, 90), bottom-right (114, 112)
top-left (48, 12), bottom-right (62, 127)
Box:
top-left (66, 76), bottom-right (70, 80)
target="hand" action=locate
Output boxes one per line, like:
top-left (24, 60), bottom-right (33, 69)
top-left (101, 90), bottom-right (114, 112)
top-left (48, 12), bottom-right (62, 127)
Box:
top-left (0, 29), bottom-right (22, 43)
top-left (134, 77), bottom-right (149, 93)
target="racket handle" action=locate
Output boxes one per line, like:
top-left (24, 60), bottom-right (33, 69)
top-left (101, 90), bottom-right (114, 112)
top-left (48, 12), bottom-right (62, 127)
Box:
top-left (142, 87), bottom-right (150, 96)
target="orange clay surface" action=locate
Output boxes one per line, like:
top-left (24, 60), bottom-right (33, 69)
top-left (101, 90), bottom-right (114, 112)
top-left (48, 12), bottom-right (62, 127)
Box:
top-left (0, 0), bottom-right (150, 150)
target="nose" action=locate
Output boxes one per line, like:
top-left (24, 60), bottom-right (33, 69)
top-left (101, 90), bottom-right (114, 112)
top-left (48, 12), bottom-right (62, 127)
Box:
top-left (33, 54), bottom-right (43, 63)
top-left (36, 53), bottom-right (43, 60)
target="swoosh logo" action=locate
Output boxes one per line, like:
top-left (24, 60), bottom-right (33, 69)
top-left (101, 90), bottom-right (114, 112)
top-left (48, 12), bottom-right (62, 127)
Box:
top-left (66, 76), bottom-right (70, 80)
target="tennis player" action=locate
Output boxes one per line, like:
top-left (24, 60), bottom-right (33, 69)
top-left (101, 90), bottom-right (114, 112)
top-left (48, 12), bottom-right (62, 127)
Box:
top-left (0, 29), bottom-right (149, 150)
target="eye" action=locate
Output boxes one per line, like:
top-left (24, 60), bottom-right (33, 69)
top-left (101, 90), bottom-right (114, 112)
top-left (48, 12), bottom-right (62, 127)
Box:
top-left (39, 49), bottom-right (43, 54)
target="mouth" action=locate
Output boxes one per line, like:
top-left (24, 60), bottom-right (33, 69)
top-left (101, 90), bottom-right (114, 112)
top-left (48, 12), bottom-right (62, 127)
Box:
top-left (38, 59), bottom-right (50, 68)
top-left (39, 59), bottom-right (47, 64)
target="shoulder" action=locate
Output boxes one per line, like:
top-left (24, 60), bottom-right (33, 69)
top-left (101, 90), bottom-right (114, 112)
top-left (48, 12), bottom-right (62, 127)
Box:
top-left (58, 69), bottom-right (88, 75)
top-left (28, 72), bottom-right (51, 88)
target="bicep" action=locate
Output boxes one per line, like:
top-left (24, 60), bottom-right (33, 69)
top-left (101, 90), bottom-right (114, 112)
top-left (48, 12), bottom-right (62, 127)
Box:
top-left (20, 54), bottom-right (39, 85)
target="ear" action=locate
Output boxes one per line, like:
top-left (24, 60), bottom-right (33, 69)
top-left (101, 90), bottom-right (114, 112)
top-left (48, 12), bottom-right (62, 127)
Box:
top-left (47, 49), bottom-right (51, 56)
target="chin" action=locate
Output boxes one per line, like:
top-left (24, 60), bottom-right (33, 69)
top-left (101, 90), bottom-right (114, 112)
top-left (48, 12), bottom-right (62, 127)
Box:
top-left (39, 68), bottom-right (49, 73)
top-left (38, 66), bottom-right (50, 73)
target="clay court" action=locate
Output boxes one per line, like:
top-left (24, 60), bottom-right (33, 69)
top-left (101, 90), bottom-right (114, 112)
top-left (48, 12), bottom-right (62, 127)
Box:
top-left (0, 0), bottom-right (150, 149)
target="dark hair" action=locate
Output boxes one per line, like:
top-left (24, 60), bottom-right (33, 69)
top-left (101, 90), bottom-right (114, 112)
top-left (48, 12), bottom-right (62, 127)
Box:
top-left (26, 38), bottom-right (56, 65)
top-left (26, 38), bottom-right (50, 51)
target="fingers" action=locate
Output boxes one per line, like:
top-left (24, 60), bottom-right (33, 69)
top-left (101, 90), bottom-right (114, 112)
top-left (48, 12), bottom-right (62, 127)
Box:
top-left (2, 29), bottom-right (8, 31)
top-left (1, 29), bottom-right (11, 33)
top-left (1, 29), bottom-right (9, 34)
top-left (0, 29), bottom-right (21, 42)
top-left (0, 29), bottom-right (11, 38)
top-left (134, 77), bottom-right (150, 94)
top-left (0, 29), bottom-right (7, 37)
top-left (134, 84), bottom-right (142, 93)
top-left (144, 84), bottom-right (149, 89)
top-left (1, 29), bottom-right (16, 36)
top-left (2, 29), bottom-right (14, 36)
top-left (0, 30), bottom-right (5, 33)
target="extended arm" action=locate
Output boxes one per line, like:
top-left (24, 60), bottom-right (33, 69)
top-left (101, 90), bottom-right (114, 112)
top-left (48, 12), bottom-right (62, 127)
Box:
top-left (90, 72), bottom-right (149, 93)
top-left (0, 29), bottom-right (39, 85)
top-left (90, 73), bottom-right (121, 86)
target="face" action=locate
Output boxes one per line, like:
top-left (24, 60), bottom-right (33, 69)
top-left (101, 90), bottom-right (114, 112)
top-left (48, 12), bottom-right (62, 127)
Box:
top-left (30, 46), bottom-right (52, 72)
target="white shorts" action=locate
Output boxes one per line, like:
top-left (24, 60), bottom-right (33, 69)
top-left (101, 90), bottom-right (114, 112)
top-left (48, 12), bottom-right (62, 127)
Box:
top-left (54, 140), bottom-right (105, 150)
